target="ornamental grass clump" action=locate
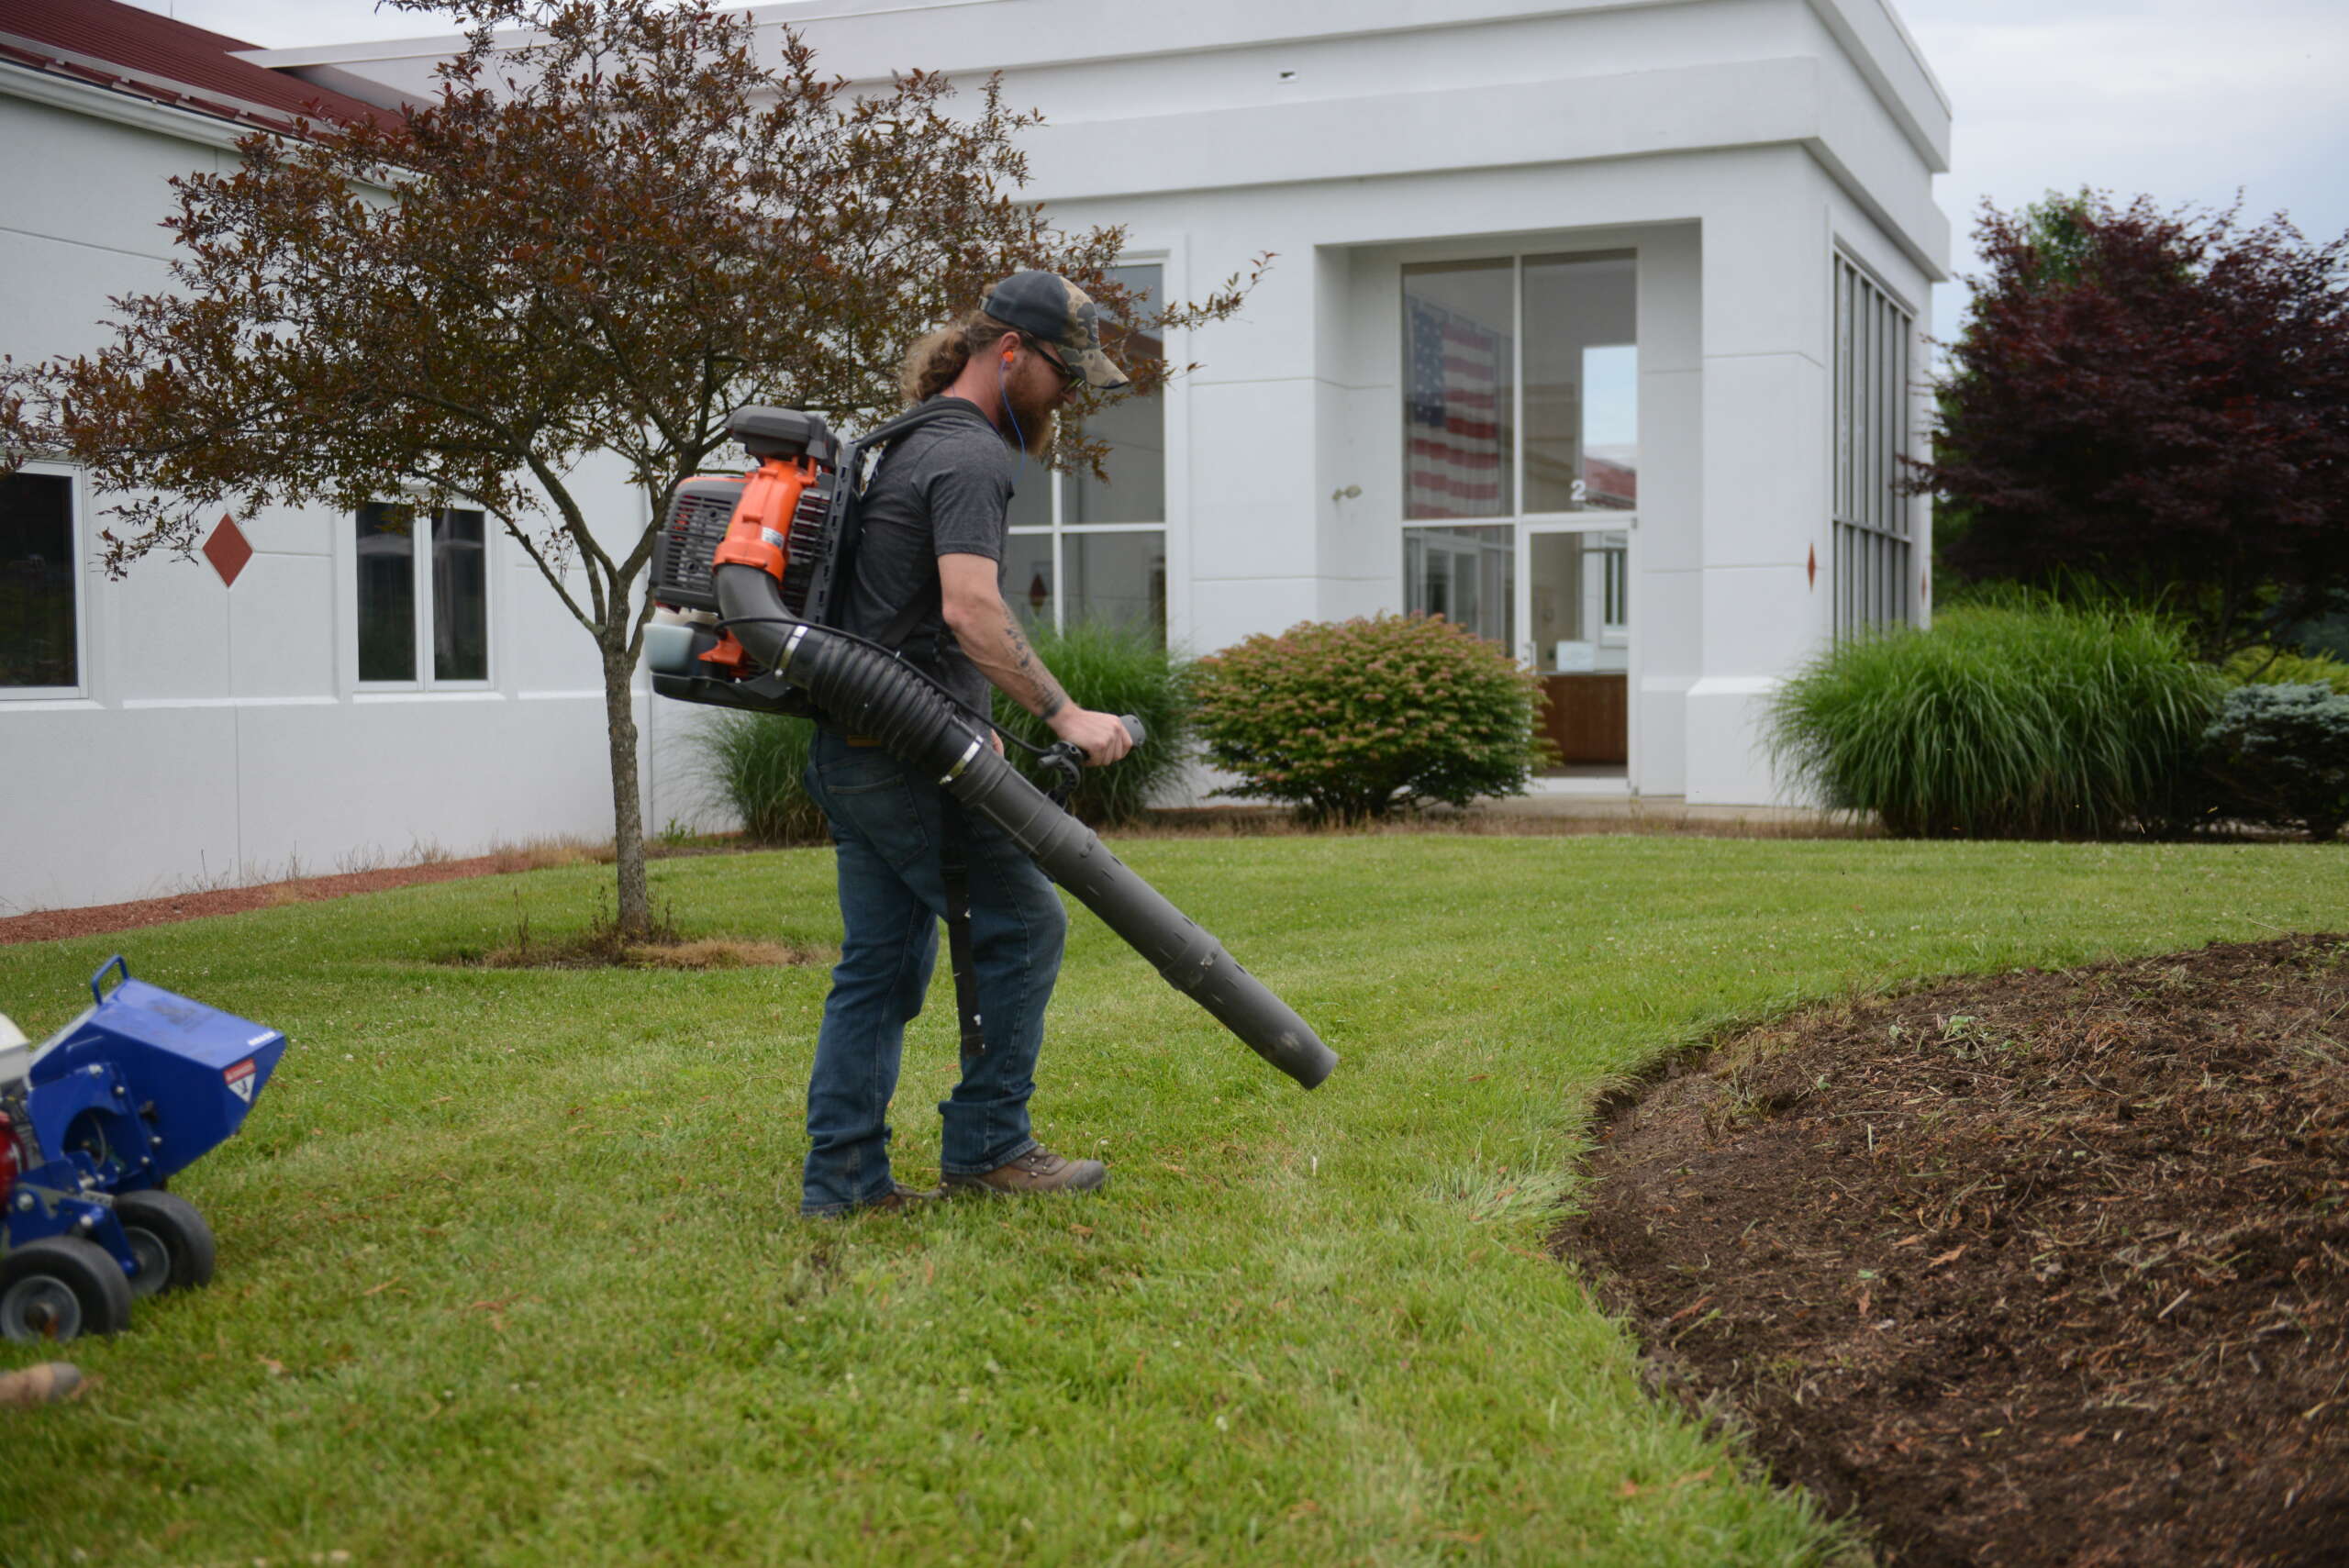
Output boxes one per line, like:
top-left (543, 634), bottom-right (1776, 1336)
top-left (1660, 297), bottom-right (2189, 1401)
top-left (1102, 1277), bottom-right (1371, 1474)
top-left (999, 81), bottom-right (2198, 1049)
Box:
top-left (686, 711), bottom-right (826, 845)
top-left (1767, 603), bottom-right (2221, 838)
top-left (990, 618), bottom-right (1195, 826)
top-left (1191, 612), bottom-right (1546, 821)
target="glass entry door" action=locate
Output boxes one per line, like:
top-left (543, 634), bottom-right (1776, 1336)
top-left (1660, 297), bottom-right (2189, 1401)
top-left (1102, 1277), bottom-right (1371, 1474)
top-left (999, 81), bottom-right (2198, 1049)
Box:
top-left (1522, 524), bottom-right (1630, 772)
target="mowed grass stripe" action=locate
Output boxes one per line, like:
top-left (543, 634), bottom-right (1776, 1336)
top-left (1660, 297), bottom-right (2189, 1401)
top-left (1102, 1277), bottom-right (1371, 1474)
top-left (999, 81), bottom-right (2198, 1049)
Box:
top-left (0, 836), bottom-right (2336, 1565)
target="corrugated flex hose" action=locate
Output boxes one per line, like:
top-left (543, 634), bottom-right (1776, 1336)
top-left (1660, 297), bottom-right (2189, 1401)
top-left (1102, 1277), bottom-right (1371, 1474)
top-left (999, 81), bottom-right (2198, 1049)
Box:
top-left (715, 564), bottom-right (1336, 1089)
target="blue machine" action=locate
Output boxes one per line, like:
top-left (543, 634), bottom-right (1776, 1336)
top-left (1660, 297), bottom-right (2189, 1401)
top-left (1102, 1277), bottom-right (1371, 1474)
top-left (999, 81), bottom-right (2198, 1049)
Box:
top-left (0, 956), bottom-right (284, 1341)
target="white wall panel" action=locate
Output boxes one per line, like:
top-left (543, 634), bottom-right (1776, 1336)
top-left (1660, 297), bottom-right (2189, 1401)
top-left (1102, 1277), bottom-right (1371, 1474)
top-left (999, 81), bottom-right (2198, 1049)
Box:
top-left (1187, 382), bottom-right (1322, 585)
top-left (228, 553), bottom-right (339, 700)
top-left (104, 563), bottom-right (233, 704)
top-left (1683, 673), bottom-right (1786, 804)
top-left (0, 230), bottom-right (173, 366)
top-left (0, 95), bottom-right (228, 261)
top-left (1698, 354), bottom-right (1830, 570)
top-left (0, 706), bottom-right (240, 911)
top-left (1185, 577), bottom-right (1329, 659)
top-left (1638, 372), bottom-right (1704, 575)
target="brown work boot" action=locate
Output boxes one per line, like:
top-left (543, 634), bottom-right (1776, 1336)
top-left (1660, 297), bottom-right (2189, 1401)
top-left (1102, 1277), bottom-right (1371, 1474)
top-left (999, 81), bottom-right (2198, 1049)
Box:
top-left (943, 1145), bottom-right (1108, 1196)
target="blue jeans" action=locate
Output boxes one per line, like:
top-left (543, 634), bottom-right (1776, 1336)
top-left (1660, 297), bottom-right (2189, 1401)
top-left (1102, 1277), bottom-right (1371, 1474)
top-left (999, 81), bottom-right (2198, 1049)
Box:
top-left (798, 728), bottom-right (1068, 1214)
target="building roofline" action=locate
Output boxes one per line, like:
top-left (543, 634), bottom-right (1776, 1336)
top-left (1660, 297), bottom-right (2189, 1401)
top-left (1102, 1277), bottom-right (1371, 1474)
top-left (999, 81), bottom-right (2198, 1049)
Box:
top-left (0, 50), bottom-right (262, 150)
top-left (0, 28), bottom-right (362, 135)
top-left (1863, 0), bottom-right (1950, 114)
top-left (238, 0), bottom-right (1953, 174)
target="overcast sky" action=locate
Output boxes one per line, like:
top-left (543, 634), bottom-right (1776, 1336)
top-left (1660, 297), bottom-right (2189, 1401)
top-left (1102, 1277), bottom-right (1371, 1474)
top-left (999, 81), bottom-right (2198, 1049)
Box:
top-left (122, 0), bottom-right (2349, 343)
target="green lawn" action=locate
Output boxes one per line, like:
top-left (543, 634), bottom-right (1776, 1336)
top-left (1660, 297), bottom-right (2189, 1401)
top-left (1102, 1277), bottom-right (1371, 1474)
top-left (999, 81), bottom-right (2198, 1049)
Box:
top-left (0, 836), bottom-right (2337, 1566)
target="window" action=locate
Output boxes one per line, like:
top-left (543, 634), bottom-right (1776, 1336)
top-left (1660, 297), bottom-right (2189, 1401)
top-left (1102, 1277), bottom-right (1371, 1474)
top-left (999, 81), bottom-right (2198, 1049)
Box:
top-left (1402, 524), bottom-right (1513, 645)
top-left (1005, 262), bottom-right (1167, 644)
top-left (1832, 254), bottom-right (1914, 635)
top-left (356, 502), bottom-right (489, 684)
top-left (1400, 250), bottom-right (1639, 655)
top-left (2, 468), bottom-right (79, 693)
top-left (1404, 251), bottom-right (1636, 524)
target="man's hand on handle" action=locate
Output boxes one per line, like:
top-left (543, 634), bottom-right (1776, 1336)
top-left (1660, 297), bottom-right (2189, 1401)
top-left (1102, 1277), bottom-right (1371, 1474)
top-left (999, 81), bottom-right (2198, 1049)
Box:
top-left (937, 554), bottom-right (1140, 769)
top-left (1049, 706), bottom-right (1137, 766)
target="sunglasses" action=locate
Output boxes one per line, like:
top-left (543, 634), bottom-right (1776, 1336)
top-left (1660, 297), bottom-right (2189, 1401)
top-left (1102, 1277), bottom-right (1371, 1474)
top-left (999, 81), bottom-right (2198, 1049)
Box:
top-left (1022, 334), bottom-right (1082, 390)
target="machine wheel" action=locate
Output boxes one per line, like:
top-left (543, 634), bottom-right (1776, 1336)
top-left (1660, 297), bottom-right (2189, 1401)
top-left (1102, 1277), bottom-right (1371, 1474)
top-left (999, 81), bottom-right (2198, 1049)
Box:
top-left (0, 1237), bottom-right (134, 1343)
top-left (116, 1190), bottom-right (217, 1297)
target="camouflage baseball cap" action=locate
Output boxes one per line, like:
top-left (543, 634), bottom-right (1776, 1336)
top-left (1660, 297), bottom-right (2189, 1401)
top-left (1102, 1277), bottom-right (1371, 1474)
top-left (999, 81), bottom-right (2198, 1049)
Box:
top-left (982, 270), bottom-right (1132, 392)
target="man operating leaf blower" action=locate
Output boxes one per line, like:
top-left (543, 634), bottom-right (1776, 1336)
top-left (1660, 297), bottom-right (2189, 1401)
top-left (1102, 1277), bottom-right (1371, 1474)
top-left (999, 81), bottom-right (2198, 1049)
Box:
top-left (644, 270), bottom-right (1336, 1213)
top-left (796, 272), bottom-right (1141, 1216)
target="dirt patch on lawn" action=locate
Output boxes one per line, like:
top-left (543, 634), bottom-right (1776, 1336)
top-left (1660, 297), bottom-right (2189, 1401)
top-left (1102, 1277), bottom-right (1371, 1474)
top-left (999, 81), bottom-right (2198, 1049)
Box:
top-left (1559, 935), bottom-right (2349, 1567)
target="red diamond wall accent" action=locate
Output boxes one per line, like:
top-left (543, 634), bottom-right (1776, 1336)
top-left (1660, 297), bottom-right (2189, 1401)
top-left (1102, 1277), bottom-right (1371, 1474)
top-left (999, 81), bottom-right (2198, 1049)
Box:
top-left (202, 514), bottom-right (252, 588)
top-left (1807, 544), bottom-right (1818, 589)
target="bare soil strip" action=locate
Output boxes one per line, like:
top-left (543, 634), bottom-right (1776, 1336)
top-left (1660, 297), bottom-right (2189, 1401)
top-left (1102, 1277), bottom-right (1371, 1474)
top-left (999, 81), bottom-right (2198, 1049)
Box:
top-left (1559, 935), bottom-right (2349, 1567)
top-left (0, 854), bottom-right (541, 946)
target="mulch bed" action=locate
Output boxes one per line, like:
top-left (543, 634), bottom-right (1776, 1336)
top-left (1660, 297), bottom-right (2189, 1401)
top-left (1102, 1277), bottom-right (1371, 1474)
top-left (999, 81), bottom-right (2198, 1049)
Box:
top-left (0, 856), bottom-right (536, 946)
top-left (1558, 935), bottom-right (2349, 1567)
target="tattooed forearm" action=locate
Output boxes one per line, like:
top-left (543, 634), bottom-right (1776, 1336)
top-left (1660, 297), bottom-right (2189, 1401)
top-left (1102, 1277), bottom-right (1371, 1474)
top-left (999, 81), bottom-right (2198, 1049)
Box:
top-left (958, 600), bottom-right (1071, 722)
top-left (1005, 610), bottom-right (1075, 717)
top-left (938, 552), bottom-right (1076, 722)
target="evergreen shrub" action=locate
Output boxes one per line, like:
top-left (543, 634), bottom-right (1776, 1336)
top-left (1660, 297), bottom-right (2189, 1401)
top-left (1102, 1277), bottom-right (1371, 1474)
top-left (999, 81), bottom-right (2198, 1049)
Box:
top-left (1191, 612), bottom-right (1546, 820)
top-left (1767, 603), bottom-right (2221, 838)
top-left (2221, 646), bottom-right (2349, 696)
top-left (991, 618), bottom-right (1195, 826)
top-left (2200, 684), bottom-right (2349, 841)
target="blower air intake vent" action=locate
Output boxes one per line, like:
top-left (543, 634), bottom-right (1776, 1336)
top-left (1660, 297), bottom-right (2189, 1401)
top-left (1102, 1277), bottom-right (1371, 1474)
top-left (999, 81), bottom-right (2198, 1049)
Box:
top-left (778, 476), bottom-right (837, 619)
top-left (651, 480), bottom-right (745, 614)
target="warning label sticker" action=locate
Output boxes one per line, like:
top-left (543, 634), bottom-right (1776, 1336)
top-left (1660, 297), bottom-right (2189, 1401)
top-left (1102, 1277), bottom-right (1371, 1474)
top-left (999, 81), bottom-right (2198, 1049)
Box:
top-left (224, 1058), bottom-right (256, 1104)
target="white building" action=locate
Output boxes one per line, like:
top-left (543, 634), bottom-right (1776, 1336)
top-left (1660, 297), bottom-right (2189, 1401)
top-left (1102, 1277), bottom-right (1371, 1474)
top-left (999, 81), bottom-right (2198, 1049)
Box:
top-left (2, 0), bottom-right (1946, 911)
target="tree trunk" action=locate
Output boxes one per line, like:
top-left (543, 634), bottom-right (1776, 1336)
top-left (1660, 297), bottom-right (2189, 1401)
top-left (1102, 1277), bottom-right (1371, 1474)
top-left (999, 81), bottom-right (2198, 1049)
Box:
top-left (600, 636), bottom-right (652, 940)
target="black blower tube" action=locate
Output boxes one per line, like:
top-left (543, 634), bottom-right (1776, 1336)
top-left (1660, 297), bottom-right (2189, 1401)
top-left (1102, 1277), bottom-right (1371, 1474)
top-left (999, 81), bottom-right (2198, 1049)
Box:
top-left (716, 564), bottom-right (1336, 1090)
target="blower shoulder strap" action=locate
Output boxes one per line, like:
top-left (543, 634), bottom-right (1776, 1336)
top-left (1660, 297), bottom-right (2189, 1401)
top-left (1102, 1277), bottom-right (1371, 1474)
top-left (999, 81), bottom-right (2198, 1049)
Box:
top-left (851, 400), bottom-right (1002, 652)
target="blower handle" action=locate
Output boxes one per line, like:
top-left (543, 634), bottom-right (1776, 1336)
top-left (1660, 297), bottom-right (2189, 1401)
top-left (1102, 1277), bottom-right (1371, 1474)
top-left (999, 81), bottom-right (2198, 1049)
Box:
top-left (1036, 717), bottom-right (1145, 807)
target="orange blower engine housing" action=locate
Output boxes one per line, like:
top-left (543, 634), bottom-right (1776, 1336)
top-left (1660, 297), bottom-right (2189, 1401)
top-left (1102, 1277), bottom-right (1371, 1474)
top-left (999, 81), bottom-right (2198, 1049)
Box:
top-left (694, 452), bottom-right (823, 676)
top-left (647, 407), bottom-right (843, 683)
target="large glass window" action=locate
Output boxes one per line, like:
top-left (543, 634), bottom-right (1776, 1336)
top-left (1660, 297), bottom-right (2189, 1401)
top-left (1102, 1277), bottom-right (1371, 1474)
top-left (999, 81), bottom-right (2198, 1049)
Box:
top-left (1832, 254), bottom-right (1914, 635)
top-left (1, 470), bottom-right (78, 692)
top-left (1523, 253), bottom-right (1638, 513)
top-left (1402, 250), bottom-right (1640, 776)
top-left (1007, 262), bottom-right (1167, 644)
top-left (1404, 252), bottom-right (1635, 522)
top-left (1398, 249), bottom-right (1640, 652)
top-left (1402, 260), bottom-right (1514, 519)
top-left (356, 503), bottom-right (417, 682)
top-left (358, 501), bottom-right (490, 684)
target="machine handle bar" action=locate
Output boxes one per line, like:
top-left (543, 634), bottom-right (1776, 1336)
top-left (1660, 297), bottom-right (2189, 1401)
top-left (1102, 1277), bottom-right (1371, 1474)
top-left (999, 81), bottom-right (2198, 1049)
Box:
top-left (91, 954), bottom-right (129, 1005)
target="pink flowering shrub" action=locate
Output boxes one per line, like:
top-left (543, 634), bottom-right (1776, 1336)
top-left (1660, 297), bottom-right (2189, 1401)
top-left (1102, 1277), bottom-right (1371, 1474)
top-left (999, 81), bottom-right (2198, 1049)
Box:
top-left (1191, 612), bottom-right (1547, 819)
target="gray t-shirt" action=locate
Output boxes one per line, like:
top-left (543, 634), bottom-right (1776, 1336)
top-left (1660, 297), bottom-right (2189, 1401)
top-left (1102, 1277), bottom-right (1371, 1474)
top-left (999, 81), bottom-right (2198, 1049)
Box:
top-left (840, 396), bottom-right (1017, 715)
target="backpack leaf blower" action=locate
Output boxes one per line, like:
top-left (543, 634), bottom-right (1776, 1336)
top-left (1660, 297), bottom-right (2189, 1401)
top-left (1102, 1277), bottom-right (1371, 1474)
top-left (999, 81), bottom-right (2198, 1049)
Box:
top-left (645, 406), bottom-right (1336, 1091)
